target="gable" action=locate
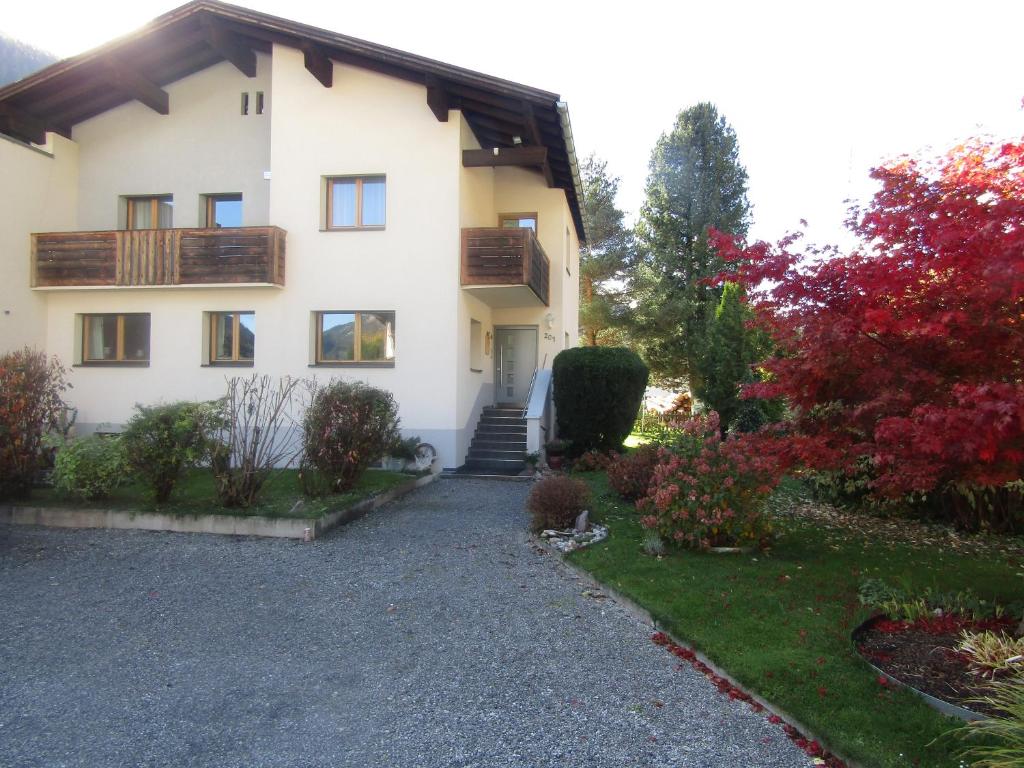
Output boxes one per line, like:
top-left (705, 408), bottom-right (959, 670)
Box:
top-left (0, 0), bottom-right (586, 241)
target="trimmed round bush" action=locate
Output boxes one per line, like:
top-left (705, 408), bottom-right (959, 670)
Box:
top-left (552, 347), bottom-right (649, 454)
top-left (52, 435), bottom-right (126, 501)
top-left (302, 380), bottom-right (401, 493)
top-left (526, 475), bottom-right (590, 532)
top-left (122, 401), bottom-right (216, 503)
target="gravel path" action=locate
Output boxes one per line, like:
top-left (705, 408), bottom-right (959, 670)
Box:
top-left (0, 478), bottom-right (810, 768)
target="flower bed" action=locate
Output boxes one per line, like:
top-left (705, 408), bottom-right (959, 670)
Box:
top-left (855, 614), bottom-right (1017, 719)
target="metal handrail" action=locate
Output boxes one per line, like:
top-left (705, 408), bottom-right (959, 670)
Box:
top-left (522, 353), bottom-right (548, 418)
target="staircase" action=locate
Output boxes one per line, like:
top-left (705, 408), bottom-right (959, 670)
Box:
top-left (463, 405), bottom-right (527, 475)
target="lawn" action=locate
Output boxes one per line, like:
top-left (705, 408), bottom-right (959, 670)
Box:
top-left (570, 471), bottom-right (1024, 768)
top-left (25, 468), bottom-right (410, 520)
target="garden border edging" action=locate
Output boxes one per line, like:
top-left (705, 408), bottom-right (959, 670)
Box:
top-left (0, 468), bottom-right (439, 540)
top-left (851, 614), bottom-right (985, 722)
top-left (542, 538), bottom-right (864, 768)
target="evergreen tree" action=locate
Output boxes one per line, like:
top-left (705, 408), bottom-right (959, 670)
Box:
top-left (692, 282), bottom-right (775, 434)
top-left (579, 155), bottom-right (633, 346)
top-left (629, 103), bottom-right (751, 385)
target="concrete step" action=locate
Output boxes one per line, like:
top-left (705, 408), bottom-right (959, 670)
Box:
top-left (471, 439), bottom-right (527, 451)
top-left (467, 448), bottom-right (527, 461)
top-left (464, 457), bottom-right (527, 472)
top-left (483, 406), bottom-right (525, 415)
top-left (476, 424), bottom-right (527, 436)
top-left (479, 415), bottom-right (527, 426)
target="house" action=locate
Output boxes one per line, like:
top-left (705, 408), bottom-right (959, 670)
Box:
top-left (0, 0), bottom-right (585, 473)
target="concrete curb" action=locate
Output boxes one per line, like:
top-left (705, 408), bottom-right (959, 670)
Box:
top-left (0, 470), bottom-right (439, 541)
top-left (537, 535), bottom-right (864, 768)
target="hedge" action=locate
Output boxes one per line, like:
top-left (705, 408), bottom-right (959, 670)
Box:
top-left (552, 346), bottom-right (648, 453)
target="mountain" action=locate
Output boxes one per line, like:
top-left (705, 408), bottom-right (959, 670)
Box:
top-left (0, 33), bottom-right (57, 87)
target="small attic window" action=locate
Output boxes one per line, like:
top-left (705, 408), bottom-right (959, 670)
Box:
top-left (240, 92), bottom-right (249, 115)
top-left (255, 91), bottom-right (265, 115)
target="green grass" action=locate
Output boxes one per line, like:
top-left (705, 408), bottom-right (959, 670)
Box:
top-left (26, 468), bottom-right (410, 520)
top-left (571, 472), bottom-right (1024, 768)
top-left (623, 433), bottom-right (651, 449)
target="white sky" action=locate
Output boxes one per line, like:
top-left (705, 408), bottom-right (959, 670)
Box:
top-left (4, 0), bottom-right (1023, 247)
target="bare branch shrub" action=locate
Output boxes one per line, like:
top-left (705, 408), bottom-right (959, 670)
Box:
top-left (209, 374), bottom-right (308, 508)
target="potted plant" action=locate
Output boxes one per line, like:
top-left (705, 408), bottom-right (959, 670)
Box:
top-left (524, 451), bottom-right (541, 475)
top-left (544, 438), bottom-right (570, 470)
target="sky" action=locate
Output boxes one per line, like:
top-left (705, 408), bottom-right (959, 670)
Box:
top-left (5, 0), bottom-right (1023, 247)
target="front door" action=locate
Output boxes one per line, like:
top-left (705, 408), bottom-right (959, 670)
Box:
top-left (495, 327), bottom-right (537, 406)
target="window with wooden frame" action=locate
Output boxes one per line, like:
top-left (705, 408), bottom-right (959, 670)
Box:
top-left (125, 196), bottom-right (173, 230)
top-left (81, 313), bottom-right (150, 364)
top-left (203, 194), bottom-right (243, 228)
top-left (325, 176), bottom-right (386, 230)
top-left (209, 311), bottom-right (255, 364)
top-left (499, 212), bottom-right (537, 232)
top-left (314, 311), bottom-right (395, 365)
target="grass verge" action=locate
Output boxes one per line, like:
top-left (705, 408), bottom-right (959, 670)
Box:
top-left (570, 471), bottom-right (1024, 768)
top-left (25, 468), bottom-right (410, 520)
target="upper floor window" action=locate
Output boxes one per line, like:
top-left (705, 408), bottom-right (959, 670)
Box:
top-left (204, 194), bottom-right (243, 228)
top-left (499, 213), bottom-right (537, 232)
top-left (82, 313), bottom-right (150, 364)
top-left (125, 195), bottom-right (172, 230)
top-left (326, 176), bottom-right (386, 230)
top-left (314, 311), bottom-right (395, 365)
top-left (210, 311), bottom-right (255, 364)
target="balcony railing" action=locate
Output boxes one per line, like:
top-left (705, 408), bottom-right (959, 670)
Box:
top-left (31, 227), bottom-right (286, 288)
top-left (460, 227), bottom-right (550, 306)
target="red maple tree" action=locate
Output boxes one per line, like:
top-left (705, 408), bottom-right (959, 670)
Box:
top-left (711, 136), bottom-right (1024, 527)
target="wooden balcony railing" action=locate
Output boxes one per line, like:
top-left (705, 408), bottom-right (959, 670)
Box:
top-left (31, 226), bottom-right (286, 288)
top-left (460, 227), bottom-right (550, 306)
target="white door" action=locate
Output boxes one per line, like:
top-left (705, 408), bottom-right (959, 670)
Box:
top-left (495, 328), bottom-right (537, 406)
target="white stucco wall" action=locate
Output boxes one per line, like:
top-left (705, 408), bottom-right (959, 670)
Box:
top-left (0, 134), bottom-right (79, 353)
top-left (72, 55), bottom-right (272, 230)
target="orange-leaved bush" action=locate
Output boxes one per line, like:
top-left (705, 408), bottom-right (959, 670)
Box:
top-left (0, 348), bottom-right (69, 500)
top-left (607, 444), bottom-right (661, 501)
top-left (637, 414), bottom-right (789, 549)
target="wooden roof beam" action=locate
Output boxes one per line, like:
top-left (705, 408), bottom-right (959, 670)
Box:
top-left (463, 146), bottom-right (548, 168)
top-left (425, 75), bottom-right (450, 122)
top-left (201, 15), bottom-right (257, 77)
top-left (522, 102), bottom-right (555, 187)
top-left (302, 42), bottom-right (333, 87)
top-left (0, 104), bottom-right (48, 145)
top-left (103, 60), bottom-right (169, 115)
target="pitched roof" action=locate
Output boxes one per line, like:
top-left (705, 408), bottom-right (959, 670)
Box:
top-left (0, 0), bottom-right (586, 240)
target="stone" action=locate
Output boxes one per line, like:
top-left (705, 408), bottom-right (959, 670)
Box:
top-left (574, 510), bottom-right (589, 534)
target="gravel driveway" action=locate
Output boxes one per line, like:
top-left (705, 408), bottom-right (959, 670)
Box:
top-left (0, 478), bottom-right (809, 768)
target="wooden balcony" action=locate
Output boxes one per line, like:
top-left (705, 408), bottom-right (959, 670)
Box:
top-left (460, 227), bottom-right (550, 307)
top-left (31, 227), bottom-right (286, 288)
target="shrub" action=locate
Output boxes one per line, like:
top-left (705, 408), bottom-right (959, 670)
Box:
top-left (302, 380), bottom-right (400, 494)
top-left (122, 402), bottom-right (216, 503)
top-left (52, 436), bottom-right (125, 501)
top-left (526, 475), bottom-right (590, 532)
top-left (637, 424), bottom-right (787, 549)
top-left (572, 449), bottom-right (617, 473)
top-left (607, 445), bottom-right (661, 501)
top-left (210, 375), bottom-right (306, 508)
top-left (552, 346), bottom-right (648, 453)
top-left (0, 348), bottom-right (69, 500)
